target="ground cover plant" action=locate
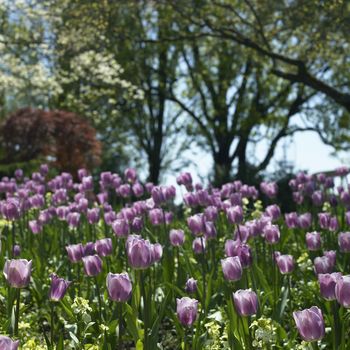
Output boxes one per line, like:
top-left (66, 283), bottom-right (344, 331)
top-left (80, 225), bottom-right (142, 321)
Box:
top-left (1, 165), bottom-right (350, 349)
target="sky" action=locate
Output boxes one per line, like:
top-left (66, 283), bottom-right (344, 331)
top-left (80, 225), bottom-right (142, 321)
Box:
top-left (165, 130), bottom-right (347, 188)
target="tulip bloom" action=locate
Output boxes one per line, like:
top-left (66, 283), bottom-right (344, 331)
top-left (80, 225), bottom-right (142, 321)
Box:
top-left (263, 224), bottom-right (280, 244)
top-left (338, 232), bottom-right (350, 252)
top-left (221, 256), bottom-right (243, 281)
top-left (335, 275), bottom-right (350, 308)
top-left (82, 255), bottom-right (103, 276)
top-left (318, 273), bottom-right (342, 301)
top-left (0, 336), bottom-right (19, 350)
top-left (66, 244), bottom-right (84, 263)
top-left (126, 236), bottom-right (153, 269)
top-left (49, 273), bottom-right (71, 302)
top-left (306, 232), bottom-right (321, 251)
top-left (4, 259), bottom-right (32, 288)
top-left (226, 206), bottom-right (243, 224)
top-left (276, 254), bottom-right (295, 274)
top-left (192, 237), bottom-right (206, 254)
top-left (95, 238), bottom-right (113, 257)
top-left (314, 256), bottom-right (333, 274)
top-left (176, 297), bottom-right (198, 327)
top-left (169, 229), bottom-right (185, 247)
top-left (293, 306), bottom-right (325, 342)
top-left (233, 289), bottom-right (258, 316)
top-left (106, 272), bottom-right (132, 302)
top-left (185, 278), bottom-right (198, 293)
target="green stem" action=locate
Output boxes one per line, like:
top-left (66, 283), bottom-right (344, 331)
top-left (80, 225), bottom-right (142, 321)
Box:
top-left (95, 277), bottom-right (102, 323)
top-left (50, 302), bottom-right (54, 349)
top-left (14, 288), bottom-right (20, 337)
top-left (200, 237), bottom-right (206, 317)
top-left (118, 302), bottom-right (123, 349)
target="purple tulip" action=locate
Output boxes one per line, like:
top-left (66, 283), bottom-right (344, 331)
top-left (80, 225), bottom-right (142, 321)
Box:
top-left (318, 212), bottom-right (331, 229)
top-left (66, 244), bottom-right (84, 263)
top-left (187, 214), bottom-right (205, 236)
top-left (95, 238), bottom-right (113, 257)
top-left (176, 297), bottom-right (198, 327)
top-left (112, 219), bottom-right (130, 237)
top-left (204, 221), bottom-right (217, 239)
top-left (0, 335), bottom-right (19, 350)
top-left (126, 236), bottom-right (153, 269)
top-left (12, 245), bottom-right (21, 257)
top-left (298, 213), bottom-right (312, 229)
top-left (312, 191), bottom-right (324, 206)
top-left (149, 208), bottom-right (165, 226)
top-left (226, 206), bottom-right (243, 224)
top-left (106, 272), bottom-right (132, 302)
top-left (132, 183), bottom-right (144, 197)
top-left (87, 208), bottom-right (100, 224)
top-left (82, 255), bottom-right (103, 276)
top-left (124, 168), bottom-right (137, 183)
top-left (318, 273), bottom-right (342, 300)
top-left (83, 242), bottom-right (95, 256)
top-left (306, 232), bottom-right (322, 251)
top-left (185, 278), bottom-right (198, 293)
top-left (169, 229), bottom-right (185, 247)
top-left (49, 273), bottom-right (71, 301)
top-left (233, 289), bottom-right (258, 316)
top-left (338, 232), bottom-right (350, 252)
top-left (324, 250), bottom-right (336, 266)
top-left (314, 256), bottom-right (333, 274)
top-left (192, 237), bottom-right (206, 254)
top-left (285, 212), bottom-right (299, 228)
top-left (151, 243), bottom-right (163, 263)
top-left (118, 184), bottom-right (131, 198)
top-left (265, 204), bottom-right (281, 221)
top-left (293, 306), bottom-right (325, 342)
top-left (221, 256), bottom-right (243, 281)
top-left (67, 212), bottom-right (80, 228)
top-left (4, 259), bottom-right (32, 288)
top-left (329, 216), bottom-right (339, 231)
top-left (335, 275), bottom-right (350, 307)
top-left (275, 254), bottom-right (294, 274)
top-left (263, 224), bottom-right (280, 244)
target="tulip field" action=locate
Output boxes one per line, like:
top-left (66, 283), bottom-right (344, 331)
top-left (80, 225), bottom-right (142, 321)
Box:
top-left (2, 165), bottom-right (350, 349)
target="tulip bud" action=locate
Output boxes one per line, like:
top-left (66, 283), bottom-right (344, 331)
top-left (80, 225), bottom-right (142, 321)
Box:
top-left (275, 254), bottom-right (295, 274)
top-left (226, 206), bottom-right (243, 224)
top-left (126, 236), bottom-right (153, 269)
top-left (263, 224), bottom-right (280, 244)
top-left (12, 244), bottom-right (21, 257)
top-left (176, 297), bottom-right (198, 327)
top-left (4, 259), bottom-right (32, 288)
top-left (293, 306), bottom-right (325, 342)
top-left (314, 256), bottom-right (333, 274)
top-left (338, 232), bottom-right (350, 252)
top-left (49, 273), bottom-right (71, 302)
top-left (221, 256), bottom-right (242, 281)
top-left (265, 204), bottom-right (281, 221)
top-left (306, 231), bottom-right (322, 251)
top-left (192, 237), bottom-right (206, 254)
top-left (286, 212), bottom-right (299, 228)
top-left (318, 273), bottom-right (342, 300)
top-left (82, 255), bottom-right (103, 276)
top-left (87, 208), bottom-right (100, 224)
top-left (185, 278), bottom-right (197, 293)
top-left (95, 238), bottom-right (113, 257)
top-left (83, 242), bottom-right (95, 256)
top-left (187, 214), bottom-right (205, 236)
top-left (298, 213), bottom-right (312, 229)
top-left (335, 275), bottom-right (350, 308)
top-left (169, 229), bottom-right (185, 247)
top-left (112, 219), bottom-right (130, 237)
top-left (106, 272), bottom-right (132, 302)
top-left (66, 244), bottom-right (84, 263)
top-left (0, 335), bottom-right (20, 350)
top-left (233, 289), bottom-right (258, 316)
